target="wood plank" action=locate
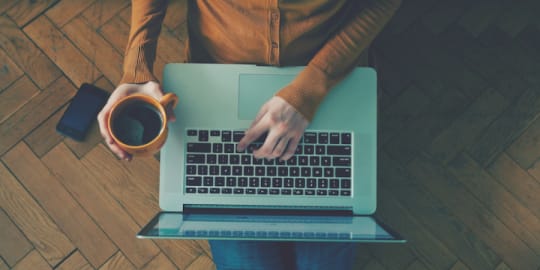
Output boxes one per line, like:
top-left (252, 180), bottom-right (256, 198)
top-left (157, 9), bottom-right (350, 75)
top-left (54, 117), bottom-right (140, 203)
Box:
top-left (428, 89), bottom-right (509, 164)
top-left (0, 258), bottom-right (8, 270)
top-left (185, 254), bottom-right (216, 270)
top-left (0, 76), bottom-right (39, 124)
top-left (56, 251), bottom-right (93, 270)
top-left (42, 143), bottom-right (160, 268)
top-left (45, 0), bottom-right (97, 27)
top-left (0, 209), bottom-right (33, 267)
top-left (81, 0), bottom-right (130, 29)
top-left (448, 153), bottom-right (540, 255)
top-left (421, 0), bottom-right (470, 34)
top-left (380, 84), bottom-right (431, 145)
top-left (377, 186), bottom-right (457, 269)
top-left (0, 76), bottom-right (75, 156)
top-left (507, 116), bottom-right (540, 169)
top-left (489, 153), bottom-right (540, 218)
top-left (3, 142), bottom-right (118, 268)
top-left (142, 253), bottom-right (177, 270)
top-left (409, 153), bottom-right (540, 270)
top-left (379, 151), bottom-right (500, 270)
top-left (98, 16), bottom-right (130, 55)
top-left (468, 88), bottom-right (540, 167)
top-left (62, 17), bottom-right (123, 84)
top-left (23, 104), bottom-right (66, 157)
top-left (0, 15), bottom-right (62, 89)
top-left (81, 145), bottom-right (205, 269)
top-left (458, 0), bottom-right (512, 36)
top-left (362, 259), bottom-right (387, 270)
top-left (12, 250), bottom-right (51, 270)
top-left (384, 88), bottom-right (467, 164)
top-left (451, 261), bottom-right (471, 270)
top-left (0, 46), bottom-right (23, 91)
top-left (0, 162), bottom-right (74, 266)
top-left (495, 262), bottom-right (512, 270)
top-left (99, 252), bottom-right (135, 270)
top-left (0, 0), bottom-right (17, 14)
top-left (367, 243), bottom-right (416, 270)
top-left (406, 259), bottom-right (429, 270)
top-left (5, 0), bottom-right (57, 26)
top-left (23, 15), bottom-right (101, 87)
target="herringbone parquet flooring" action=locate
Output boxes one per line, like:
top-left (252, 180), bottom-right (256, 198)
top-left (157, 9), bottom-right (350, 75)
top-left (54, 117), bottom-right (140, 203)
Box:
top-left (1, 0), bottom-right (540, 269)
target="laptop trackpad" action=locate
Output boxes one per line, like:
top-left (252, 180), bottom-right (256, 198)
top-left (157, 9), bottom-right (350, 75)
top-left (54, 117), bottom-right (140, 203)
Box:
top-left (238, 74), bottom-right (296, 120)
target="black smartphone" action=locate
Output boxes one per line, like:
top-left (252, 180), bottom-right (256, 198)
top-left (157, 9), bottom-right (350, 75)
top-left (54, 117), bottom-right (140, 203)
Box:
top-left (56, 83), bottom-right (110, 141)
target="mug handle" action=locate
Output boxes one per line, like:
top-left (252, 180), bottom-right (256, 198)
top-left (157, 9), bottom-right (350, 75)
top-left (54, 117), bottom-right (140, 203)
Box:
top-left (160, 93), bottom-right (179, 110)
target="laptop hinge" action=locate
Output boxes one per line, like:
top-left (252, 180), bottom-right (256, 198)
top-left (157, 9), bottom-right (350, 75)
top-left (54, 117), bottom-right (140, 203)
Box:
top-left (183, 204), bottom-right (353, 216)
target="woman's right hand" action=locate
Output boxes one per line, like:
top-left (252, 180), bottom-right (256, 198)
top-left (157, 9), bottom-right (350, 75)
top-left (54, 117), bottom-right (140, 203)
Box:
top-left (97, 81), bottom-right (176, 161)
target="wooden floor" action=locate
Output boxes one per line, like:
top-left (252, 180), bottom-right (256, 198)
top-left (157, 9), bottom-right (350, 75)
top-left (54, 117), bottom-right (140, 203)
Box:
top-left (1, 0), bottom-right (540, 269)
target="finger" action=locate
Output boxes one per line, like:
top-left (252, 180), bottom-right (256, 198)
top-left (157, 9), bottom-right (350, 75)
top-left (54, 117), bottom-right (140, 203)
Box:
top-left (97, 110), bottom-right (114, 144)
top-left (280, 136), bottom-right (301, 161)
top-left (106, 140), bottom-right (130, 160)
top-left (253, 129), bottom-right (281, 159)
top-left (238, 116), bottom-right (268, 151)
top-left (271, 136), bottom-right (289, 159)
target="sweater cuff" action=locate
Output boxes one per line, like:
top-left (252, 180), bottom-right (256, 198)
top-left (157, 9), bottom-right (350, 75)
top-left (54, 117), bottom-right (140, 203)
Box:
top-left (119, 45), bottom-right (159, 85)
top-left (275, 65), bottom-right (337, 122)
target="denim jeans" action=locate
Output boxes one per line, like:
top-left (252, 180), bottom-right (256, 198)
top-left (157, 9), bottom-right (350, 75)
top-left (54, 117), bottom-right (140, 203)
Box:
top-left (209, 240), bottom-right (357, 270)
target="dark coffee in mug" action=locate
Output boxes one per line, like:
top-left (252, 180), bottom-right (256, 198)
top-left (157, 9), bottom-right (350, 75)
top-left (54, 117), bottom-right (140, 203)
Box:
top-left (111, 101), bottom-right (163, 146)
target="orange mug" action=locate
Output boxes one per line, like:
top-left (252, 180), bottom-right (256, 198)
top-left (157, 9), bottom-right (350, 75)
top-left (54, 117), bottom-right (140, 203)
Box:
top-left (107, 93), bottom-right (178, 156)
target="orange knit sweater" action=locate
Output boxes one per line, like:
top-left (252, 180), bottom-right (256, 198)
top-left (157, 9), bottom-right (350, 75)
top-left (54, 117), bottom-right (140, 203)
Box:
top-left (121, 0), bottom-right (401, 121)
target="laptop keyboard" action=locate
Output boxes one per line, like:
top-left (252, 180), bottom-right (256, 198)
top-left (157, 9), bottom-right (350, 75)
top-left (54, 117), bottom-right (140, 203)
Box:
top-left (184, 129), bottom-right (353, 197)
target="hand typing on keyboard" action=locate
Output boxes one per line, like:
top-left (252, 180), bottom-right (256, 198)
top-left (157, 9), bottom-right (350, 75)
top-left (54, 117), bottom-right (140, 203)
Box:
top-left (237, 96), bottom-right (309, 161)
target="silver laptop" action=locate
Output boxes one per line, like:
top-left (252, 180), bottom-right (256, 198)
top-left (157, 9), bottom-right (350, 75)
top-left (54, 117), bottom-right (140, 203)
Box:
top-left (138, 63), bottom-right (404, 242)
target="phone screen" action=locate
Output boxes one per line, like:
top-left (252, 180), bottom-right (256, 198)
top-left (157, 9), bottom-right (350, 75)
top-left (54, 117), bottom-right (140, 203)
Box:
top-left (56, 83), bottom-right (109, 141)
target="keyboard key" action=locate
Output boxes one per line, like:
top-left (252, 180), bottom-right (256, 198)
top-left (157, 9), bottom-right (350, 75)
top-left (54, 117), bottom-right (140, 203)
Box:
top-left (290, 167), bottom-right (300, 177)
top-left (222, 131), bottom-right (232, 142)
top-left (222, 188), bottom-right (232, 194)
top-left (218, 155), bottom-right (228, 164)
top-left (327, 146), bottom-right (351, 155)
top-left (249, 177), bottom-right (260, 187)
top-left (258, 189), bottom-right (268, 195)
top-left (246, 188), bottom-right (256, 194)
top-left (203, 177), bottom-right (213, 186)
top-left (227, 177), bottom-right (236, 186)
top-left (230, 155), bottom-right (240, 164)
top-left (301, 167), bottom-right (311, 177)
top-left (341, 133), bottom-right (351, 144)
top-left (199, 130), bottom-right (209, 142)
top-left (187, 143), bottom-right (211, 153)
top-left (233, 131), bottom-right (244, 142)
top-left (281, 189), bottom-right (292, 195)
top-left (209, 165), bottom-right (219, 175)
top-left (341, 179), bottom-right (351, 189)
top-left (261, 178), bottom-right (271, 187)
top-left (329, 190), bottom-right (339, 196)
top-left (307, 178), bottom-right (316, 188)
top-left (187, 154), bottom-right (205, 164)
top-left (341, 190), bottom-right (351, 196)
top-left (278, 167), bottom-right (288, 176)
top-left (186, 176), bottom-right (202, 186)
top-left (207, 154), bottom-right (217, 164)
top-left (270, 189), bottom-right (280, 195)
top-left (241, 155), bottom-right (251, 164)
top-left (243, 166), bottom-right (254, 176)
top-left (287, 156), bottom-right (297, 166)
top-left (303, 132), bottom-right (317, 143)
top-left (295, 178), bottom-right (306, 188)
top-left (212, 143), bottom-right (223, 153)
top-left (234, 188), bottom-right (244, 194)
top-left (210, 188), bottom-right (220, 194)
top-left (306, 189), bottom-right (315, 195)
top-left (187, 130), bottom-right (197, 136)
top-left (198, 165), bottom-right (208, 175)
top-left (316, 146), bottom-right (325, 155)
top-left (336, 168), bottom-right (351, 177)
top-left (330, 133), bottom-right (340, 144)
top-left (267, 167), bottom-right (277, 176)
top-left (313, 168), bottom-right (323, 177)
top-left (293, 189), bottom-right (304, 195)
top-left (238, 177), bottom-right (248, 187)
top-left (221, 166), bottom-right (231, 175)
top-left (186, 165), bottom-right (197, 175)
top-left (322, 157), bottom-right (331, 166)
top-left (215, 177), bottom-right (225, 186)
top-left (333, 157), bottom-right (351, 166)
top-left (284, 178), bottom-right (294, 187)
top-left (318, 133), bottom-right (329, 144)
top-left (330, 179), bottom-right (339, 188)
top-left (299, 156), bottom-right (308, 166)
top-left (198, 187), bottom-right (208, 193)
top-left (272, 178), bottom-right (283, 187)
top-left (317, 190), bottom-right (327, 196)
top-left (310, 156), bottom-right (320, 166)
top-left (224, 144), bottom-right (235, 153)
top-left (304, 145), bottom-right (314, 155)
top-left (232, 166), bottom-right (242, 175)
top-left (187, 187), bottom-right (196, 193)
top-left (211, 130), bottom-right (220, 136)
top-left (324, 168), bottom-right (333, 177)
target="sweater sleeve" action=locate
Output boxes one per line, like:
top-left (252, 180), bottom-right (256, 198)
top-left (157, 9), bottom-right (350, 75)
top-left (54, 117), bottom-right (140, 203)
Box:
top-left (119, 0), bottom-right (168, 85)
top-left (275, 0), bottom-right (402, 121)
